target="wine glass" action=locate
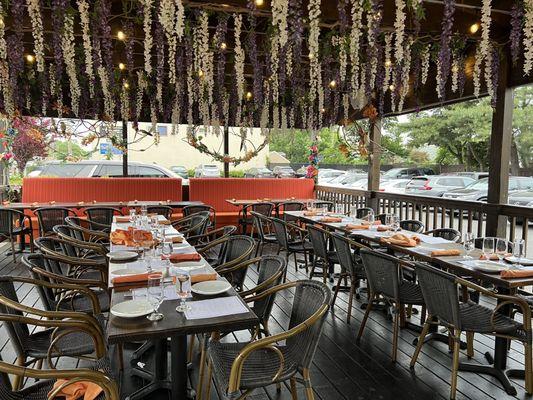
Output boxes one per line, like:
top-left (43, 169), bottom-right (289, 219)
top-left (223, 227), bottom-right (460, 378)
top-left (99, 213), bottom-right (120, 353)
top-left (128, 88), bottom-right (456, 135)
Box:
top-left (366, 210), bottom-right (375, 225)
top-left (140, 204), bottom-right (148, 217)
top-left (128, 209), bottom-right (136, 224)
top-left (132, 228), bottom-right (145, 260)
top-left (335, 204), bottom-right (344, 216)
top-left (513, 239), bottom-right (526, 268)
top-left (463, 232), bottom-right (474, 259)
top-left (174, 270), bottom-right (191, 312)
top-left (482, 237), bottom-right (495, 260)
top-left (161, 236), bottom-right (173, 266)
top-left (350, 205), bottom-right (358, 222)
top-left (147, 273), bottom-right (164, 321)
top-left (494, 238), bottom-right (508, 263)
top-left (390, 215), bottom-right (400, 232)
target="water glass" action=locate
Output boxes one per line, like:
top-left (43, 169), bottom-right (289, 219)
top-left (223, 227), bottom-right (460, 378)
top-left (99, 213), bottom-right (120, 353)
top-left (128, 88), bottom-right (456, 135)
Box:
top-left (174, 270), bottom-right (191, 312)
top-left (147, 273), bottom-right (164, 321)
top-left (140, 204), bottom-right (148, 217)
top-left (494, 238), bottom-right (508, 263)
top-left (132, 228), bottom-right (145, 260)
top-left (463, 232), bottom-right (474, 259)
top-left (367, 210), bottom-right (375, 224)
top-left (128, 209), bottom-right (136, 223)
top-left (513, 239), bottom-right (526, 267)
top-left (335, 204), bottom-right (344, 216)
top-left (390, 215), bottom-right (400, 232)
top-left (350, 205), bottom-right (358, 221)
top-left (161, 236), bottom-right (173, 265)
top-left (482, 237), bottom-right (495, 259)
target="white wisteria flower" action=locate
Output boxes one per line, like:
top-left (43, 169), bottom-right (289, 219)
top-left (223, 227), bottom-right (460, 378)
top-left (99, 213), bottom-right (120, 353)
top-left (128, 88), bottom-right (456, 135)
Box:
top-left (383, 33), bottom-right (393, 92)
top-left (524, 0), bottom-right (533, 75)
top-left (398, 37), bottom-right (412, 112)
top-left (141, 0), bottom-right (154, 75)
top-left (97, 66), bottom-right (115, 119)
top-left (77, 0), bottom-right (94, 96)
top-left (0, 62), bottom-right (13, 115)
top-left (484, 47), bottom-right (493, 100)
top-left (308, 0), bottom-right (321, 127)
top-left (451, 57), bottom-right (459, 93)
top-left (186, 65), bottom-right (195, 125)
top-left (159, 0), bottom-right (177, 84)
top-left (421, 44), bottom-right (430, 85)
top-left (479, 0), bottom-right (492, 66)
top-left (332, 35), bottom-right (347, 85)
top-left (136, 71), bottom-right (147, 121)
top-left (394, 0), bottom-right (406, 66)
top-left (234, 13), bottom-right (245, 102)
top-left (272, 0), bottom-right (289, 47)
top-left (26, 0), bottom-right (45, 72)
top-left (0, 4), bottom-right (6, 60)
top-left (62, 14), bottom-right (80, 116)
top-left (473, 45), bottom-right (482, 97)
top-left (120, 85), bottom-right (130, 122)
top-left (349, 0), bottom-right (363, 91)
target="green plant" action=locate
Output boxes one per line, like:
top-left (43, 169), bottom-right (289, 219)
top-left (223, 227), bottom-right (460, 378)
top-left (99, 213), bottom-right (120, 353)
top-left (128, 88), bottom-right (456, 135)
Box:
top-left (229, 170), bottom-right (245, 178)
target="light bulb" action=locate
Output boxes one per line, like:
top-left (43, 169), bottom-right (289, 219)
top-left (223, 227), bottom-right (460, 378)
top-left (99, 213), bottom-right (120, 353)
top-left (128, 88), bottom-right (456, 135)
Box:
top-left (389, 84), bottom-right (395, 91)
top-left (329, 80), bottom-right (337, 88)
top-left (123, 82), bottom-right (130, 89)
top-left (469, 23), bottom-right (480, 34)
top-left (452, 65), bottom-right (459, 73)
top-left (220, 42), bottom-right (227, 50)
top-left (255, 0), bottom-right (264, 6)
top-left (198, 69), bottom-right (204, 78)
top-left (26, 54), bottom-right (35, 63)
top-left (246, 91), bottom-right (253, 100)
top-left (118, 62), bottom-right (126, 70)
top-left (385, 60), bottom-right (392, 67)
top-left (117, 30), bottom-right (126, 41)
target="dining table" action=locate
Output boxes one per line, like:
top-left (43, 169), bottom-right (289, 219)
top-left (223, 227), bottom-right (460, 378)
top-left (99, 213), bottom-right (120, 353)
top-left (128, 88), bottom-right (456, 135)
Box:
top-left (106, 216), bottom-right (258, 399)
top-left (286, 210), bottom-right (533, 395)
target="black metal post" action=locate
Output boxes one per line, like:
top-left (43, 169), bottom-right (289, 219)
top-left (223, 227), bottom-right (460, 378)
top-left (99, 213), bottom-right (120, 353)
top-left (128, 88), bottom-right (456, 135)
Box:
top-left (122, 120), bottom-right (128, 177)
top-left (223, 124), bottom-right (229, 178)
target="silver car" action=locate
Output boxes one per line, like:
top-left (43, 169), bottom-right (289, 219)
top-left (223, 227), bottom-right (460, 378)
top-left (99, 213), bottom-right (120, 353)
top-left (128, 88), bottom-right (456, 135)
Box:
top-left (194, 164), bottom-right (221, 178)
top-left (406, 175), bottom-right (475, 197)
top-left (443, 176), bottom-right (533, 201)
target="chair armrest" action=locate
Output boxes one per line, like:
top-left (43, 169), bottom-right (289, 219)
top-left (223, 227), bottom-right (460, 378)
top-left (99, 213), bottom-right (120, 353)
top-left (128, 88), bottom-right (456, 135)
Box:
top-left (216, 257), bottom-right (261, 276)
top-left (241, 270), bottom-right (284, 299)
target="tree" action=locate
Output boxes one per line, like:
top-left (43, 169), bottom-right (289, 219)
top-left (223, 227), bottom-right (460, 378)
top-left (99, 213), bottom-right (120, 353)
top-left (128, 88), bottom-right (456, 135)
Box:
top-left (52, 141), bottom-right (90, 161)
top-left (10, 117), bottom-right (49, 173)
top-left (512, 85), bottom-right (533, 171)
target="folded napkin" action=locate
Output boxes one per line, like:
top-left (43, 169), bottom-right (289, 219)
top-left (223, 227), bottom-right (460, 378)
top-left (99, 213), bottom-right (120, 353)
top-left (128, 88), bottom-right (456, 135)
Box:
top-left (31, 202), bottom-right (39, 206)
top-left (49, 379), bottom-right (103, 400)
top-left (480, 253), bottom-right (499, 261)
top-left (111, 272), bottom-right (151, 285)
top-left (430, 249), bottom-right (462, 257)
top-left (115, 216), bottom-right (130, 223)
top-left (501, 269), bottom-right (533, 279)
top-left (165, 253), bottom-right (201, 263)
top-left (191, 273), bottom-right (218, 284)
top-left (381, 233), bottom-right (420, 247)
top-left (345, 224), bottom-right (369, 230)
top-left (303, 211), bottom-right (318, 216)
top-left (319, 217), bottom-right (343, 223)
top-left (159, 220), bottom-right (171, 225)
top-left (171, 236), bottom-right (184, 243)
top-left (110, 228), bottom-right (153, 246)
top-left (377, 225), bottom-right (391, 232)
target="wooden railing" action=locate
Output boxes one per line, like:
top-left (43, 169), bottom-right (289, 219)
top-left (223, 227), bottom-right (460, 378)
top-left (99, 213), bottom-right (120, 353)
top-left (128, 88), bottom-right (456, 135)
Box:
top-left (316, 185), bottom-right (532, 247)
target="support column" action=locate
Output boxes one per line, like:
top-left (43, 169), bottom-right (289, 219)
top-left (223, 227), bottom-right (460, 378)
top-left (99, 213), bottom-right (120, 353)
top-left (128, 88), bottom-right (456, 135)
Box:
top-left (223, 125), bottom-right (229, 178)
top-left (367, 118), bottom-right (382, 211)
top-left (485, 55), bottom-right (513, 238)
top-left (122, 120), bottom-right (128, 177)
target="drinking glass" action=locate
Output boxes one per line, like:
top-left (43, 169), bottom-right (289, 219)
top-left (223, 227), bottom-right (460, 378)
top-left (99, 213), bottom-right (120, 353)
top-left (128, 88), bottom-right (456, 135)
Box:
top-left (482, 237), bottom-right (495, 260)
top-left (390, 215), bottom-right (400, 232)
top-left (128, 209), bottom-right (136, 224)
top-left (140, 204), bottom-right (148, 217)
top-left (350, 205), bottom-right (358, 222)
top-left (513, 239), bottom-right (526, 268)
top-left (384, 214), bottom-right (392, 227)
top-left (494, 238), bottom-right (508, 263)
top-left (147, 273), bottom-right (164, 321)
top-left (174, 270), bottom-right (191, 312)
top-left (463, 232), bottom-right (474, 259)
top-left (132, 228), bottom-right (145, 260)
top-left (335, 204), bottom-right (344, 216)
top-left (321, 206), bottom-right (329, 215)
top-left (150, 215), bottom-right (159, 229)
top-left (161, 236), bottom-right (173, 266)
top-left (367, 210), bottom-right (375, 224)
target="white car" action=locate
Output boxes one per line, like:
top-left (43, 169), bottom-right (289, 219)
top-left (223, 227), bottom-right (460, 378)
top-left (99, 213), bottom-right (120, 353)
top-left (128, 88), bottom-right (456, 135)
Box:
top-left (317, 169), bottom-right (345, 185)
top-left (378, 179), bottom-right (410, 194)
top-left (194, 164), bottom-right (221, 178)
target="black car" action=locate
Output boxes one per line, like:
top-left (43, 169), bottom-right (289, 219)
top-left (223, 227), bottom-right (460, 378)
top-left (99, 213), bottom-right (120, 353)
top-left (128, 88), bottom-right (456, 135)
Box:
top-left (382, 167), bottom-right (435, 180)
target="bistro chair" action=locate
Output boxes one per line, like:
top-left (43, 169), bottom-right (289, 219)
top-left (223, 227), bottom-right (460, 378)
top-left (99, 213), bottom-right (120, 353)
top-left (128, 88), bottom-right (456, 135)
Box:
top-left (84, 207), bottom-right (123, 230)
top-left (356, 249), bottom-right (425, 362)
top-left (400, 219), bottom-right (425, 233)
top-left (311, 201), bottom-right (334, 211)
top-left (270, 217), bottom-right (313, 280)
top-left (250, 211), bottom-right (278, 256)
top-left (307, 224), bottom-right (338, 283)
top-left (190, 225), bottom-right (237, 251)
top-left (423, 228), bottom-right (461, 242)
top-left (172, 211), bottom-right (211, 244)
top-left (201, 280), bottom-right (330, 400)
top-left (34, 207), bottom-right (76, 237)
top-left (147, 205), bottom-right (174, 220)
top-left (276, 201), bottom-right (305, 222)
top-left (239, 202), bottom-right (274, 235)
top-left (375, 213), bottom-right (389, 224)
top-left (183, 204), bottom-right (217, 229)
top-left (0, 276), bottom-right (108, 390)
top-left (411, 262), bottom-right (532, 398)
top-left (65, 216), bottom-right (110, 240)
top-left (214, 235), bottom-right (256, 290)
top-left (331, 233), bottom-right (368, 323)
top-left (53, 224), bottom-right (109, 256)
top-left (355, 207), bottom-right (374, 219)
top-left (0, 208), bottom-right (34, 262)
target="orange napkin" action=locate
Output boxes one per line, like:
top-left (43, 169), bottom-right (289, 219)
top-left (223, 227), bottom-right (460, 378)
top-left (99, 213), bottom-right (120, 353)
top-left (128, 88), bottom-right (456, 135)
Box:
top-left (171, 236), bottom-right (184, 243)
top-left (49, 379), bottom-right (103, 400)
top-left (345, 224), bottom-right (369, 230)
top-left (430, 249), bottom-right (462, 257)
top-left (319, 217), bottom-right (343, 223)
top-left (501, 269), bottom-right (533, 279)
top-left (303, 211), bottom-right (318, 216)
top-left (165, 253), bottom-right (201, 263)
top-left (110, 228), bottom-right (153, 246)
top-left (190, 273), bottom-right (218, 283)
top-left (31, 202), bottom-right (39, 206)
top-left (480, 253), bottom-right (499, 261)
top-left (377, 225), bottom-right (391, 232)
top-left (159, 220), bottom-right (171, 225)
top-left (111, 272), bottom-right (151, 285)
top-left (381, 233), bottom-right (420, 247)
top-left (115, 216), bottom-right (130, 223)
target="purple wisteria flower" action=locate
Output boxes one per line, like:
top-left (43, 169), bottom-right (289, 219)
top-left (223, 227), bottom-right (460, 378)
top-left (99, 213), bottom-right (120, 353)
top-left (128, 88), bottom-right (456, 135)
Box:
top-left (510, 2), bottom-right (523, 66)
top-left (437, 0), bottom-right (456, 100)
top-left (490, 47), bottom-right (500, 108)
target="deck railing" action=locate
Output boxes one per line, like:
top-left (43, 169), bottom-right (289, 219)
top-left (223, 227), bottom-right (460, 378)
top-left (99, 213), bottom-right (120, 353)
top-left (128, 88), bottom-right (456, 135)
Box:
top-left (315, 185), bottom-right (532, 247)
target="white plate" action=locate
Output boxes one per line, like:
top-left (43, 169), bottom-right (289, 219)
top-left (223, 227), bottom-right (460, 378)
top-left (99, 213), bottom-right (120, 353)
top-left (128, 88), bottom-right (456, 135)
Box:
top-left (107, 251), bottom-right (139, 261)
top-left (191, 280), bottom-right (232, 296)
top-left (172, 261), bottom-right (207, 270)
top-left (472, 261), bottom-right (510, 273)
top-left (110, 299), bottom-right (153, 318)
top-left (111, 268), bottom-right (143, 276)
top-left (505, 256), bottom-right (533, 266)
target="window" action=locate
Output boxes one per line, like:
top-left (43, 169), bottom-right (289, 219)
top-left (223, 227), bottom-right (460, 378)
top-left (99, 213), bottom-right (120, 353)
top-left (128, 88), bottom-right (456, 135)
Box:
top-left (137, 166), bottom-right (166, 177)
top-left (157, 125), bottom-right (168, 136)
top-left (43, 164), bottom-right (94, 177)
top-left (94, 165), bottom-right (126, 177)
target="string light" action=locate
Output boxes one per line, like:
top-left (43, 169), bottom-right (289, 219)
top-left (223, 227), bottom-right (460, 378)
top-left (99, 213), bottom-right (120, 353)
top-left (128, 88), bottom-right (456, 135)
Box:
top-left (321, 108), bottom-right (326, 113)
top-left (452, 65), bottom-right (459, 73)
top-left (198, 69), bottom-right (204, 78)
top-left (246, 91), bottom-right (253, 100)
top-left (308, 52), bottom-right (314, 59)
top-left (469, 23), bottom-right (480, 34)
top-left (117, 30), bottom-right (126, 41)
top-left (123, 81), bottom-right (130, 89)
top-left (220, 42), bottom-right (227, 50)
top-left (389, 84), bottom-right (395, 91)
top-left (26, 54), bottom-right (35, 63)
top-left (329, 80), bottom-right (337, 88)
top-left (255, 0), bottom-right (264, 6)
top-left (118, 62), bottom-right (126, 70)
top-left (385, 60), bottom-right (392, 67)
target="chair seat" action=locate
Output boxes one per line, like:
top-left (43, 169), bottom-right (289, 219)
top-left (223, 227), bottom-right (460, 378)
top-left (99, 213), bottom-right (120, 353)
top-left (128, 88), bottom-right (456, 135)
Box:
top-left (24, 327), bottom-right (99, 359)
top-left (398, 282), bottom-right (424, 305)
top-left (208, 341), bottom-right (297, 394)
top-left (287, 241), bottom-right (313, 253)
top-left (263, 234), bottom-right (278, 243)
top-left (57, 291), bottom-right (110, 313)
top-left (459, 302), bottom-right (525, 338)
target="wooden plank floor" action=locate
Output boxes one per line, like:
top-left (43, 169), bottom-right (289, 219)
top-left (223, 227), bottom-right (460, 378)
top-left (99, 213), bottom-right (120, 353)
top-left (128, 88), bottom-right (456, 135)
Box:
top-left (0, 242), bottom-right (530, 400)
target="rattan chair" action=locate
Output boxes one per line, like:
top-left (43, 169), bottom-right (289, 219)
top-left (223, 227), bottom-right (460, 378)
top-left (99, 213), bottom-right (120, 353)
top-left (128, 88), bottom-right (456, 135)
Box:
top-left (53, 224), bottom-right (109, 256)
top-left (84, 207), bottom-right (123, 230)
top-left (411, 262), bottom-right (532, 398)
top-left (375, 213), bottom-right (390, 224)
top-left (146, 205), bottom-right (174, 220)
top-left (239, 202), bottom-right (274, 235)
top-left (34, 207), bottom-right (75, 237)
top-left (0, 208), bottom-right (34, 262)
top-left (64, 216), bottom-right (110, 241)
top-left (330, 233), bottom-right (368, 323)
top-left (191, 225), bottom-right (237, 251)
top-left (355, 207), bottom-right (374, 219)
top-left (423, 228), bottom-right (461, 242)
top-left (201, 280), bottom-right (330, 400)
top-left (172, 211), bottom-right (211, 244)
top-left (250, 211), bottom-right (278, 256)
top-left (0, 276), bottom-right (108, 390)
top-left (356, 249), bottom-right (425, 362)
top-left (271, 217), bottom-right (313, 280)
top-left (311, 201), bottom-right (334, 211)
top-left (183, 204), bottom-right (217, 228)
top-left (276, 201), bottom-right (305, 222)
top-left (307, 224), bottom-right (338, 283)
top-left (400, 219), bottom-right (425, 233)
top-left (214, 235), bottom-right (256, 291)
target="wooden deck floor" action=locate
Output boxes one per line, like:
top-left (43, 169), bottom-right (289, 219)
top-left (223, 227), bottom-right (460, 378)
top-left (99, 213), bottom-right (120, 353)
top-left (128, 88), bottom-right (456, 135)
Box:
top-left (0, 243), bottom-right (530, 400)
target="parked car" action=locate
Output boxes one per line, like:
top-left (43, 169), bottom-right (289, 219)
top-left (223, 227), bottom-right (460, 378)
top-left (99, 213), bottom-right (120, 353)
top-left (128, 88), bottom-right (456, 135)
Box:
top-left (295, 166), bottom-right (307, 177)
top-left (194, 164), bottom-right (221, 178)
top-left (444, 171), bottom-right (489, 180)
top-left (442, 176), bottom-right (533, 201)
top-left (381, 167), bottom-right (435, 180)
top-left (272, 166), bottom-right (296, 178)
top-left (508, 190), bottom-right (533, 224)
top-left (325, 172), bottom-right (367, 187)
top-left (27, 160), bottom-right (179, 178)
top-left (244, 167), bottom-right (274, 178)
top-left (406, 175), bottom-right (475, 197)
top-left (317, 169), bottom-right (345, 184)
top-left (379, 179), bottom-right (410, 194)
top-left (170, 165), bottom-right (189, 179)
